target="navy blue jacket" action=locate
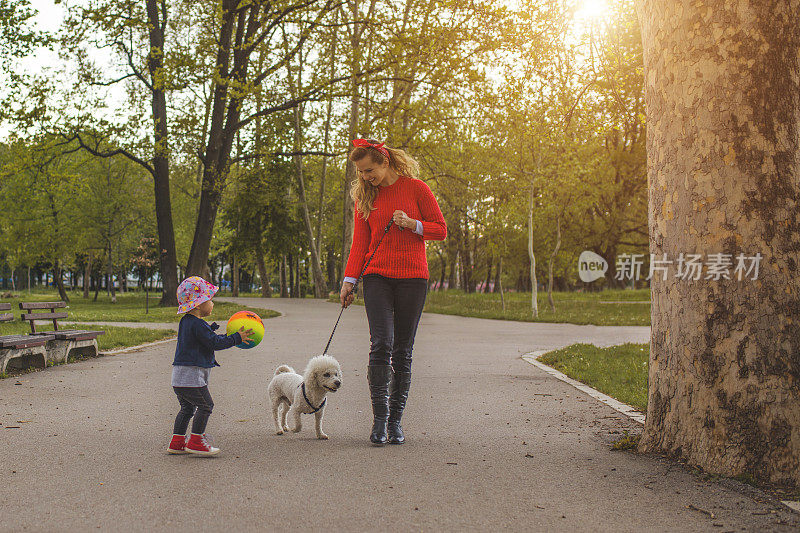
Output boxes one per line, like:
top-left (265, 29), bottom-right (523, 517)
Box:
top-left (173, 313), bottom-right (242, 368)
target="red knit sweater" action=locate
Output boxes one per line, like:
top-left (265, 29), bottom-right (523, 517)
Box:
top-left (344, 176), bottom-right (447, 280)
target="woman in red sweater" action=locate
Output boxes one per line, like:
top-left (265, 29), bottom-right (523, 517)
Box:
top-left (340, 138), bottom-right (447, 446)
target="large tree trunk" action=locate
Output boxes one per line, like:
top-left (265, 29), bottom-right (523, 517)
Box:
top-left (146, 0), bottom-right (179, 307)
top-left (638, 0), bottom-right (800, 487)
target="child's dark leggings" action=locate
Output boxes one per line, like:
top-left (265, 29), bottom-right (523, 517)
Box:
top-left (362, 274), bottom-right (428, 373)
top-left (173, 386), bottom-right (214, 435)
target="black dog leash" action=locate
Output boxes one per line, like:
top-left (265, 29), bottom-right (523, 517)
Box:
top-left (323, 219), bottom-right (395, 355)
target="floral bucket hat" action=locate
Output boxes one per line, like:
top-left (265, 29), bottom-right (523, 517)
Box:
top-left (176, 276), bottom-right (219, 314)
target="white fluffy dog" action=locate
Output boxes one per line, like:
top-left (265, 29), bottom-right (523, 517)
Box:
top-left (267, 355), bottom-right (342, 440)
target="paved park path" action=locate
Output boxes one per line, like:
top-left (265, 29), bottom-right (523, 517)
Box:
top-left (1, 298), bottom-right (797, 532)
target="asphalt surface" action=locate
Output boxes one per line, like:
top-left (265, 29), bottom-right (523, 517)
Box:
top-left (0, 297), bottom-right (797, 532)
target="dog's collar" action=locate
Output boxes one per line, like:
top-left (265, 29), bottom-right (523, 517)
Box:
top-left (300, 382), bottom-right (326, 413)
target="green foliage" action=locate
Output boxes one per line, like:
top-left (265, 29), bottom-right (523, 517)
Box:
top-left (0, 0), bottom-right (648, 300)
top-left (0, 0), bottom-right (50, 65)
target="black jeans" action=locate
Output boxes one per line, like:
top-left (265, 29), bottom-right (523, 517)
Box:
top-left (173, 386), bottom-right (214, 435)
top-left (362, 274), bottom-right (428, 373)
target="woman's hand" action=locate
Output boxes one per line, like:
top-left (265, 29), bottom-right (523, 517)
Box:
top-left (340, 282), bottom-right (355, 308)
top-left (392, 210), bottom-right (417, 230)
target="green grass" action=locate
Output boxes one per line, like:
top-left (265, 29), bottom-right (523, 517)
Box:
top-left (0, 320), bottom-right (175, 352)
top-left (538, 342), bottom-right (649, 412)
top-left (0, 290), bottom-right (280, 323)
top-left (90, 325), bottom-right (176, 351)
top-left (332, 288), bottom-right (651, 326)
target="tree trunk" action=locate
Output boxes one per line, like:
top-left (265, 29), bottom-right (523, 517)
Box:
top-left (547, 213), bottom-right (561, 312)
top-left (317, 11), bottom-right (337, 259)
top-left (280, 255), bottom-right (288, 298)
top-left (83, 254), bottom-right (92, 299)
top-left (341, 95), bottom-right (357, 278)
top-left (232, 253), bottom-right (239, 297)
top-left (326, 246), bottom-right (336, 291)
top-left (119, 267), bottom-right (127, 293)
top-left (53, 261), bottom-right (69, 303)
top-left (438, 251), bottom-right (446, 291)
top-left (255, 242), bottom-right (271, 298)
top-left (498, 257), bottom-right (505, 312)
top-left (287, 54), bottom-right (328, 298)
top-left (145, 0), bottom-right (179, 308)
top-left (638, 0), bottom-right (800, 487)
top-left (528, 164), bottom-right (539, 318)
top-left (339, 0), bottom-right (375, 277)
top-left (187, 2), bottom-right (269, 277)
top-left (107, 241), bottom-right (116, 304)
top-left (448, 251), bottom-right (457, 290)
top-left (493, 257), bottom-right (501, 293)
top-left (293, 254), bottom-right (300, 298)
top-left (289, 254), bottom-right (296, 298)
top-left (483, 257), bottom-right (492, 294)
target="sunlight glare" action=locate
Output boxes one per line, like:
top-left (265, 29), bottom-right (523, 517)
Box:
top-left (574, 0), bottom-right (612, 24)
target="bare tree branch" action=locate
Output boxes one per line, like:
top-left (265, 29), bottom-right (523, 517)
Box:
top-left (59, 133), bottom-right (155, 177)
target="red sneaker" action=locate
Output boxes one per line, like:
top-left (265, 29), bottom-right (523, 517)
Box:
top-left (186, 433), bottom-right (220, 456)
top-left (167, 434), bottom-right (187, 454)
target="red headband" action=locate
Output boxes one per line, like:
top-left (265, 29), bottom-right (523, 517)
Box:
top-left (352, 138), bottom-right (390, 160)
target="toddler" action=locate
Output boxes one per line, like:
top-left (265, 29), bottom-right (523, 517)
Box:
top-left (167, 276), bottom-right (253, 456)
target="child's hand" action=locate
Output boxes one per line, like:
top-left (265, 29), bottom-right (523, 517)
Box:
top-left (238, 327), bottom-right (254, 344)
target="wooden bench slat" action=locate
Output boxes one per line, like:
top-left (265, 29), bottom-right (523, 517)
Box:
top-left (0, 334), bottom-right (55, 348)
top-left (0, 312), bottom-right (13, 322)
top-left (19, 302), bottom-right (67, 310)
top-left (52, 330), bottom-right (104, 341)
top-left (21, 312), bottom-right (69, 321)
top-left (0, 303), bottom-right (11, 311)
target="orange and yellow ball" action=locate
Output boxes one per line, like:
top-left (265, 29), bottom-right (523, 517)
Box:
top-left (226, 311), bottom-right (264, 349)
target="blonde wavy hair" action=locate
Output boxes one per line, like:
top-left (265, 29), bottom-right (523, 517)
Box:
top-left (349, 140), bottom-right (420, 219)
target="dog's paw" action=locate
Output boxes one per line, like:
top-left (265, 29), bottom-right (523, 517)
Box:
top-left (317, 433), bottom-right (329, 440)
top-left (282, 425), bottom-right (289, 432)
top-left (276, 429), bottom-right (284, 435)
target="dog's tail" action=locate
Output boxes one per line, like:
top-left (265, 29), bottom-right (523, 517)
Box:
top-left (274, 365), bottom-right (294, 376)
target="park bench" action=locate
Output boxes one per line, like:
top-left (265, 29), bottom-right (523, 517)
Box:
top-left (0, 303), bottom-right (54, 374)
top-left (19, 302), bottom-right (105, 365)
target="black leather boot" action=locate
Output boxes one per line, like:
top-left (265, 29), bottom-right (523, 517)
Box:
top-left (367, 365), bottom-right (393, 446)
top-left (387, 371), bottom-right (411, 444)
